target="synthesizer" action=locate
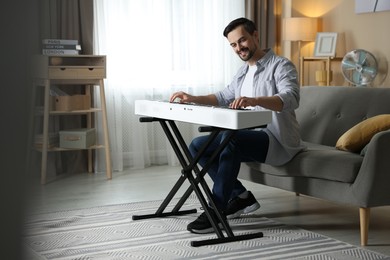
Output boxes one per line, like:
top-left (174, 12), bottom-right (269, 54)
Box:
top-left (134, 100), bottom-right (272, 130)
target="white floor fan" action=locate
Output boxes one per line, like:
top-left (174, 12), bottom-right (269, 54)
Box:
top-left (341, 49), bottom-right (388, 87)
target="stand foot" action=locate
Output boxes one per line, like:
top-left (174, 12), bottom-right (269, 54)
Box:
top-left (190, 232), bottom-right (264, 247)
top-left (132, 209), bottom-right (197, 220)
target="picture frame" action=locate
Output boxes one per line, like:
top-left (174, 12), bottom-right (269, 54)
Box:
top-left (355, 0), bottom-right (390, 14)
top-left (313, 32), bottom-right (338, 57)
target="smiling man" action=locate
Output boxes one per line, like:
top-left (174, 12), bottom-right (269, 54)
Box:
top-left (170, 17), bottom-right (304, 234)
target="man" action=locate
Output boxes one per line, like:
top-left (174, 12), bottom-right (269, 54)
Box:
top-left (170, 17), bottom-right (304, 234)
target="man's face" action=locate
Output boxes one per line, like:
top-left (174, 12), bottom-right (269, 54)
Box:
top-left (227, 25), bottom-right (258, 62)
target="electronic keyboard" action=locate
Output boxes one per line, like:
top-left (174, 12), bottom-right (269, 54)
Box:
top-left (134, 100), bottom-right (272, 130)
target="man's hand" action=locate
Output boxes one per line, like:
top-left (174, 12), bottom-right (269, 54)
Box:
top-left (229, 96), bottom-right (255, 109)
top-left (170, 91), bottom-right (195, 103)
top-left (230, 96), bottom-right (283, 111)
top-left (170, 92), bottom-right (219, 106)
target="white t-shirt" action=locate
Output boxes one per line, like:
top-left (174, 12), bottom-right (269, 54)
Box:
top-left (240, 65), bottom-right (257, 97)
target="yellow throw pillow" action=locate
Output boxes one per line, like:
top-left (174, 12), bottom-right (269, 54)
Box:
top-left (336, 114), bottom-right (390, 152)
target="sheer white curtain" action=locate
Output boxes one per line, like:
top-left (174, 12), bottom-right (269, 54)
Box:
top-left (93, 0), bottom-right (245, 172)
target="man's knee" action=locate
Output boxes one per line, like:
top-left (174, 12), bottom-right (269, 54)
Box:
top-left (189, 136), bottom-right (203, 155)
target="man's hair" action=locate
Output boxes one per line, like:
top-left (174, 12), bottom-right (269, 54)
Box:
top-left (223, 17), bottom-right (257, 37)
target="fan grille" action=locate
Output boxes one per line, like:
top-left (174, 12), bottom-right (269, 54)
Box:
top-left (341, 49), bottom-right (378, 86)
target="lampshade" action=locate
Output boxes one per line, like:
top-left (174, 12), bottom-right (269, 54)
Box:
top-left (283, 17), bottom-right (319, 42)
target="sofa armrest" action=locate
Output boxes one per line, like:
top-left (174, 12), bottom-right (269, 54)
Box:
top-left (352, 129), bottom-right (390, 207)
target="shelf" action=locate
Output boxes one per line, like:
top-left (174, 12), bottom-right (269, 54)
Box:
top-left (33, 55), bottom-right (106, 79)
top-left (34, 107), bottom-right (102, 116)
top-left (50, 108), bottom-right (102, 115)
top-left (34, 144), bottom-right (105, 152)
top-left (31, 54), bottom-right (112, 184)
top-left (299, 56), bottom-right (343, 86)
top-left (301, 56), bottom-right (343, 61)
top-left (47, 65), bottom-right (105, 69)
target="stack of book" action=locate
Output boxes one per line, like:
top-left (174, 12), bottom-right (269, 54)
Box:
top-left (42, 39), bottom-right (81, 55)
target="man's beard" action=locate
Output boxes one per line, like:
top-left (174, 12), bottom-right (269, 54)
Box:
top-left (238, 46), bottom-right (256, 61)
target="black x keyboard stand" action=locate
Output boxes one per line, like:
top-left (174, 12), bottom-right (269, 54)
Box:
top-left (132, 117), bottom-right (263, 247)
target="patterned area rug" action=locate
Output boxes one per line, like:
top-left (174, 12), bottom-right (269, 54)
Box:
top-left (23, 196), bottom-right (390, 260)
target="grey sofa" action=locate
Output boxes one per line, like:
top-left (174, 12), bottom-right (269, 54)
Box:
top-left (238, 86), bottom-right (390, 246)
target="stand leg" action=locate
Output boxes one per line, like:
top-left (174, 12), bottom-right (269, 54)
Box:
top-left (167, 121), bottom-right (233, 236)
top-left (132, 119), bottom-right (198, 220)
top-left (191, 232), bottom-right (264, 247)
top-left (132, 208), bottom-right (197, 220)
top-left (132, 118), bottom-right (264, 246)
top-left (132, 173), bottom-right (197, 220)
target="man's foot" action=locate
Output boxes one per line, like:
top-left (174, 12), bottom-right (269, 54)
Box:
top-left (225, 191), bottom-right (260, 219)
top-left (187, 208), bottom-right (225, 234)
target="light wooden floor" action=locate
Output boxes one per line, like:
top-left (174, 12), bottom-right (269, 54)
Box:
top-left (25, 165), bottom-right (390, 256)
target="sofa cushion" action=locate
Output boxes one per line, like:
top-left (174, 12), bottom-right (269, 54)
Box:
top-left (296, 87), bottom-right (390, 147)
top-left (335, 114), bottom-right (390, 152)
top-left (245, 142), bottom-right (363, 183)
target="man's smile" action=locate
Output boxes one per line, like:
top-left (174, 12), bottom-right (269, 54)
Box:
top-left (239, 48), bottom-right (249, 57)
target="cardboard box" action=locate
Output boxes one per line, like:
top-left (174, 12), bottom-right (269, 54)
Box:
top-left (59, 128), bottom-right (96, 149)
top-left (53, 95), bottom-right (91, 111)
top-left (34, 132), bottom-right (59, 149)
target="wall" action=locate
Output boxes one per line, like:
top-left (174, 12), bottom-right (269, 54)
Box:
top-left (285, 0), bottom-right (390, 87)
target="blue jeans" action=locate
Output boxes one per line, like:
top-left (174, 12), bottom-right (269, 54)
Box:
top-left (189, 130), bottom-right (269, 210)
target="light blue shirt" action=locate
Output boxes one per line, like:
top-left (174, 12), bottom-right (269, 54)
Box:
top-left (215, 49), bottom-right (305, 166)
